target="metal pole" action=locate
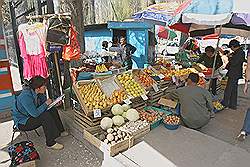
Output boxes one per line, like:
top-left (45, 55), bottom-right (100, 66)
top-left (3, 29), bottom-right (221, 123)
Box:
top-left (211, 25), bottom-right (222, 78)
top-left (209, 25), bottom-right (222, 93)
top-left (9, 1), bottom-right (23, 83)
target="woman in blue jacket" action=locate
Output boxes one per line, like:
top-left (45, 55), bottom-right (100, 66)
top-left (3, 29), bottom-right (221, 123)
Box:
top-left (12, 76), bottom-right (68, 150)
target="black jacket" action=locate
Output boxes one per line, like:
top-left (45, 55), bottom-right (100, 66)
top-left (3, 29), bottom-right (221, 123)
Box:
top-left (197, 53), bottom-right (223, 70)
top-left (226, 48), bottom-right (246, 79)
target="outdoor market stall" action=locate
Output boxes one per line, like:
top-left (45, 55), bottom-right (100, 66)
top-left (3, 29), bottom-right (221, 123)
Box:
top-left (70, 61), bottom-right (218, 157)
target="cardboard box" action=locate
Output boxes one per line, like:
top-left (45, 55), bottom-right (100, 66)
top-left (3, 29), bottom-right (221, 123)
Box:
top-left (158, 97), bottom-right (177, 109)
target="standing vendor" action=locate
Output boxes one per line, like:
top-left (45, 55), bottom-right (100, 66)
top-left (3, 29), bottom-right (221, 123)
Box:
top-left (197, 46), bottom-right (223, 95)
top-left (120, 37), bottom-right (136, 70)
top-left (221, 39), bottom-right (246, 110)
top-left (101, 41), bottom-right (111, 63)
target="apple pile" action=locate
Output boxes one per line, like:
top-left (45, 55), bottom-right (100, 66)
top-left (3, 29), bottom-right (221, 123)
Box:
top-left (139, 110), bottom-right (160, 123)
top-left (110, 90), bottom-right (127, 104)
top-left (117, 73), bottom-right (145, 97)
top-left (156, 59), bottom-right (171, 67)
top-left (143, 69), bottom-right (158, 77)
top-left (164, 115), bottom-right (180, 125)
top-left (138, 73), bottom-right (154, 87)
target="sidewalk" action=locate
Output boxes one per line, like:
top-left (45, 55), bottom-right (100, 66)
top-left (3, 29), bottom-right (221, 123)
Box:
top-left (1, 80), bottom-right (250, 166)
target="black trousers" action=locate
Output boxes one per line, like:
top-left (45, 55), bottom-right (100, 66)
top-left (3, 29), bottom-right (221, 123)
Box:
top-left (18, 108), bottom-right (65, 147)
top-left (222, 77), bottom-right (239, 109)
top-left (210, 78), bottom-right (217, 95)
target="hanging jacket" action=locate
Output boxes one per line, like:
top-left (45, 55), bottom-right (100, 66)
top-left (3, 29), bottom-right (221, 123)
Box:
top-left (62, 26), bottom-right (80, 61)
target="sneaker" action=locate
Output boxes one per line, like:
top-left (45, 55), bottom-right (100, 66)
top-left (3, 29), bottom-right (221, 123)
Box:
top-left (48, 143), bottom-right (64, 150)
top-left (237, 131), bottom-right (246, 141)
top-left (61, 131), bottom-right (69, 137)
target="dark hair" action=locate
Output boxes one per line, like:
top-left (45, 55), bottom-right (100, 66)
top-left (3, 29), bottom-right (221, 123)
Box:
top-left (29, 76), bottom-right (47, 90)
top-left (224, 50), bottom-right (230, 55)
top-left (187, 73), bottom-right (199, 84)
top-left (113, 37), bottom-right (119, 44)
top-left (102, 41), bottom-right (108, 48)
top-left (205, 46), bottom-right (215, 53)
top-left (229, 39), bottom-right (240, 48)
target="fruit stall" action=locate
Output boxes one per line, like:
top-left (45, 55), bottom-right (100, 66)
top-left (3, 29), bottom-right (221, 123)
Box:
top-left (70, 60), bottom-right (218, 157)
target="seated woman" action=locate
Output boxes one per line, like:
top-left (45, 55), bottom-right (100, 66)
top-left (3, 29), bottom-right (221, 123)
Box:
top-left (12, 76), bottom-right (68, 150)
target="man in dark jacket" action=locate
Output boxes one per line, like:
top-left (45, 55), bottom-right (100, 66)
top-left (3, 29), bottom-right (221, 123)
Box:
top-left (120, 37), bottom-right (136, 70)
top-left (222, 39), bottom-right (246, 110)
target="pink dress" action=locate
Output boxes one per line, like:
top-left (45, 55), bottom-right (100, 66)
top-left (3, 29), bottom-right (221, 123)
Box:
top-left (18, 23), bottom-right (48, 80)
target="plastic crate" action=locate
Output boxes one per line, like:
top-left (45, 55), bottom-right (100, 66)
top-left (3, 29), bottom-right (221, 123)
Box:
top-left (150, 118), bottom-right (163, 130)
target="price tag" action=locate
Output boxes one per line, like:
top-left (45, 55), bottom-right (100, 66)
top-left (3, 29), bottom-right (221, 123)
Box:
top-left (158, 74), bottom-right (165, 79)
top-left (93, 109), bottom-right (102, 118)
top-left (123, 98), bottom-right (132, 105)
top-left (141, 94), bottom-right (148, 101)
top-left (152, 83), bottom-right (159, 92)
top-left (128, 95), bottom-right (134, 99)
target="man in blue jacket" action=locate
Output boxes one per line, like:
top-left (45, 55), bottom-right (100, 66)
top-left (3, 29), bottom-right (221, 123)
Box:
top-left (12, 76), bottom-right (68, 150)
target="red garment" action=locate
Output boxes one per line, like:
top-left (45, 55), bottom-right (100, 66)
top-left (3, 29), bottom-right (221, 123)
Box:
top-left (62, 26), bottom-right (80, 61)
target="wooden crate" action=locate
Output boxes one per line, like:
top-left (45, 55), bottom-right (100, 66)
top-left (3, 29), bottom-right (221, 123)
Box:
top-left (133, 124), bottom-right (150, 139)
top-left (74, 109), bottom-right (112, 130)
top-left (72, 80), bottom-right (111, 116)
top-left (132, 69), bottom-right (157, 91)
top-left (84, 126), bottom-right (134, 156)
top-left (115, 71), bottom-right (146, 99)
top-left (147, 90), bottom-right (164, 100)
top-left (120, 123), bottom-right (150, 140)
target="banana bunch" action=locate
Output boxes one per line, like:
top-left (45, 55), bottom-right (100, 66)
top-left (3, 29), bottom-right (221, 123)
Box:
top-left (213, 101), bottom-right (224, 110)
top-left (95, 64), bottom-right (108, 73)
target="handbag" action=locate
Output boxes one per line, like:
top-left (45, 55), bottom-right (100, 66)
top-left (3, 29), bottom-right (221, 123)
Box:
top-left (8, 141), bottom-right (40, 167)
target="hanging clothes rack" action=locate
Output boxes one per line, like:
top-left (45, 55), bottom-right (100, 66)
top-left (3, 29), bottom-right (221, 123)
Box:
top-left (25, 13), bottom-right (72, 110)
top-left (26, 12), bottom-right (71, 20)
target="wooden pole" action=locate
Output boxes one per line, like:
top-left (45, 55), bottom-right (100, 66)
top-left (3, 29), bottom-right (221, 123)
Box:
top-left (209, 25), bottom-right (222, 93)
top-left (54, 52), bottom-right (65, 110)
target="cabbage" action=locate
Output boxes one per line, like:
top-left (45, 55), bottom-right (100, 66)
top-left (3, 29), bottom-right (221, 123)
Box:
top-left (122, 111), bottom-right (127, 119)
top-left (100, 117), bottom-right (113, 130)
top-left (126, 109), bottom-right (139, 122)
top-left (111, 104), bottom-right (124, 115)
top-left (112, 115), bottom-right (125, 126)
top-left (122, 104), bottom-right (130, 112)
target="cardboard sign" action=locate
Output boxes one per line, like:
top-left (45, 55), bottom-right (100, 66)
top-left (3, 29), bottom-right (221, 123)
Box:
top-left (152, 84), bottom-right (159, 92)
top-left (158, 97), bottom-right (177, 109)
top-left (141, 94), bottom-right (148, 101)
top-left (93, 109), bottom-right (102, 118)
top-left (123, 98), bottom-right (132, 105)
